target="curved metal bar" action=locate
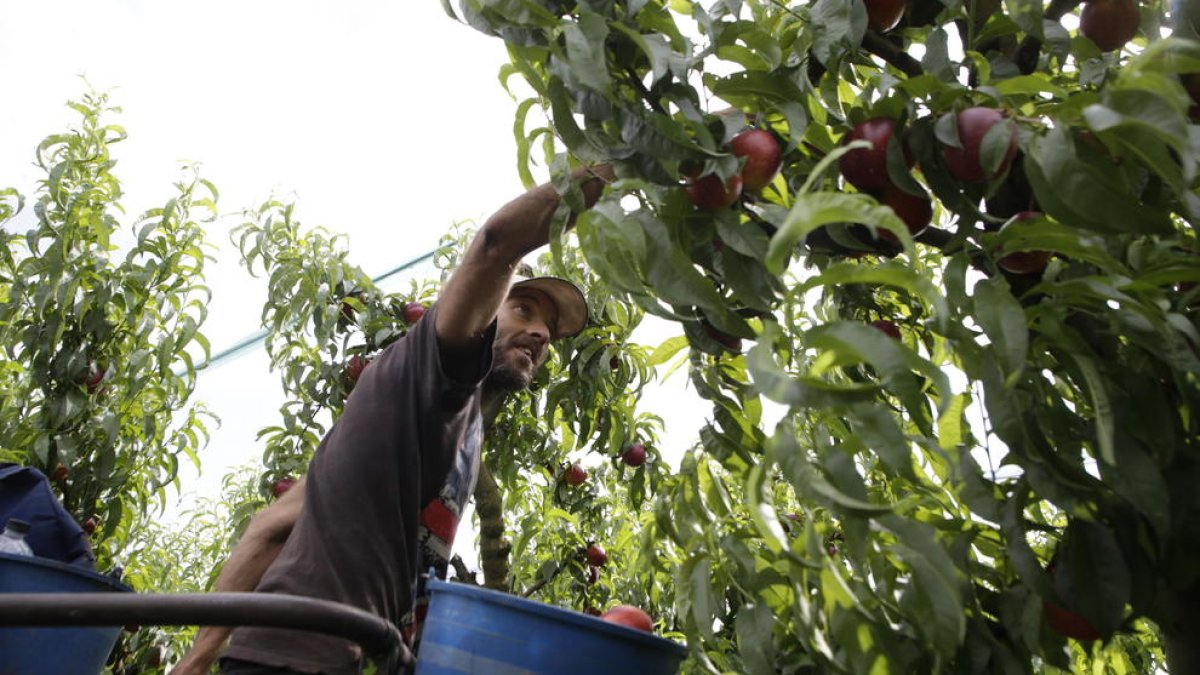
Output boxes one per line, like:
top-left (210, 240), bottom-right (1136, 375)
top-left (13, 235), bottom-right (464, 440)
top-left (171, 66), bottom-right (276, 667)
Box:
top-left (0, 592), bottom-right (413, 672)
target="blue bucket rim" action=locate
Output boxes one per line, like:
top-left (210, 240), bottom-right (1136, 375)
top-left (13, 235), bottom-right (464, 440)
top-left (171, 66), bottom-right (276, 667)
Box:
top-left (0, 551), bottom-right (132, 592)
top-left (425, 578), bottom-right (687, 657)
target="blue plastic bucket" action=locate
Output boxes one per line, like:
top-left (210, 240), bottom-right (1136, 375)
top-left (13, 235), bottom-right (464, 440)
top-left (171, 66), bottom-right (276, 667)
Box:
top-left (0, 552), bottom-right (131, 675)
top-left (415, 579), bottom-right (687, 675)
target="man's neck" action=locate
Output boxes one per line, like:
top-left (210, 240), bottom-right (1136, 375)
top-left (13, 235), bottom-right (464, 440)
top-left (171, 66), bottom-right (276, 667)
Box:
top-left (480, 386), bottom-right (507, 428)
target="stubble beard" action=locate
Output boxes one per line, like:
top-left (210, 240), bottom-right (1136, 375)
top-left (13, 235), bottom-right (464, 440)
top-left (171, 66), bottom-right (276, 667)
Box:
top-left (485, 345), bottom-right (534, 394)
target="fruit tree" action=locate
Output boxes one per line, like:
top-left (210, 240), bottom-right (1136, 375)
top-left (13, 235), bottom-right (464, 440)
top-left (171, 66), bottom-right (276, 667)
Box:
top-left (448, 0), bottom-right (1200, 672)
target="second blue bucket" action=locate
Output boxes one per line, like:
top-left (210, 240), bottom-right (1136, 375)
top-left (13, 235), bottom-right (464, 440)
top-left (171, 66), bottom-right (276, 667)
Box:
top-left (0, 552), bottom-right (131, 675)
top-left (415, 579), bottom-right (687, 675)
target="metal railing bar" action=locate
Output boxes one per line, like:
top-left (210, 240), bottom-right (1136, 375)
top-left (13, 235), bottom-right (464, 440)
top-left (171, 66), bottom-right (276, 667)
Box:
top-left (0, 592), bottom-right (413, 672)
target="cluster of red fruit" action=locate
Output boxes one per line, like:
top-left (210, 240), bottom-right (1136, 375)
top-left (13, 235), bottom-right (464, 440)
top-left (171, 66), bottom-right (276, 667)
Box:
top-left (685, 128), bottom-right (783, 211)
top-left (579, 548), bottom-right (654, 633)
top-left (839, 110), bottom-right (1054, 275)
top-left (72, 361), bottom-right (108, 395)
top-left (864, 0), bottom-right (1139, 52)
top-left (840, 108), bottom-right (1018, 242)
top-left (561, 443), bottom-right (648, 487)
top-left (341, 301), bottom-right (427, 391)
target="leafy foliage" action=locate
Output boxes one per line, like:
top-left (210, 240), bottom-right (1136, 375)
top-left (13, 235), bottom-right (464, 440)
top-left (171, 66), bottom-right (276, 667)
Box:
top-left (0, 90), bottom-right (216, 561)
top-left (454, 0), bottom-right (1199, 672)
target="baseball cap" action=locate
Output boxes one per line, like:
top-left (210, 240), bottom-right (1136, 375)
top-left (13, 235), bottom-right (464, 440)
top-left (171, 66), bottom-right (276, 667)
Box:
top-left (508, 276), bottom-right (589, 340)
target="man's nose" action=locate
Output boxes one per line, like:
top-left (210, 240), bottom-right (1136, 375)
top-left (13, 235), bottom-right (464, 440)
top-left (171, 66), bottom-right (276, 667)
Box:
top-left (527, 323), bottom-right (550, 346)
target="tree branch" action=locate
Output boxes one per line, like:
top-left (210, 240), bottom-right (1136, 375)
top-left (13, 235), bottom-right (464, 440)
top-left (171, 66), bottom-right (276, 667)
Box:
top-left (521, 561), bottom-right (566, 598)
top-left (862, 32), bottom-right (925, 78)
top-left (474, 461), bottom-right (511, 591)
top-left (624, 66), bottom-right (667, 115)
top-left (1014, 0), bottom-right (1083, 74)
top-left (448, 555), bottom-right (479, 585)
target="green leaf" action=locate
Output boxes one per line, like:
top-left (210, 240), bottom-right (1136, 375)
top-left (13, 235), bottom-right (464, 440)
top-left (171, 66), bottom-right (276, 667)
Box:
top-left (766, 192), bottom-right (914, 275)
top-left (979, 118), bottom-right (1017, 179)
top-left (803, 321), bottom-right (953, 417)
top-left (1025, 127), bottom-right (1172, 235)
top-left (619, 109), bottom-right (707, 161)
top-left (937, 393), bottom-right (970, 451)
top-left (986, 216), bottom-right (1121, 271)
top-left (563, 12), bottom-right (613, 92)
top-left (717, 247), bottom-right (777, 311)
top-left (609, 23), bottom-right (674, 85)
top-left (547, 77), bottom-right (604, 161)
top-left (575, 202), bottom-right (649, 296)
top-left (690, 556), bottom-right (716, 641)
top-left (846, 403), bottom-right (916, 480)
top-left (716, 217), bottom-right (769, 259)
top-left (735, 603), bottom-right (777, 675)
top-left (1058, 520), bottom-right (1131, 636)
top-left (709, 70), bottom-right (806, 108)
top-left (793, 261), bottom-right (949, 327)
top-left (808, 0), bottom-right (863, 66)
top-left (647, 335), bottom-right (688, 366)
top-left (1000, 484), bottom-right (1053, 598)
top-left (747, 330), bottom-right (882, 408)
top-left (638, 211), bottom-right (725, 310)
top-left (1084, 98), bottom-right (1188, 194)
top-left (1067, 354), bottom-right (1115, 466)
top-left (877, 515), bottom-right (965, 657)
top-left (771, 422), bottom-right (894, 515)
top-left (972, 276), bottom-right (1028, 382)
top-left (746, 459), bottom-right (791, 552)
top-left (993, 74), bottom-right (1067, 98)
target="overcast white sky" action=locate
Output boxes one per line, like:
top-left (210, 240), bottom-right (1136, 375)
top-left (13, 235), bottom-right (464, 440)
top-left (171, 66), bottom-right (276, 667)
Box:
top-left (0, 0), bottom-right (708, 556)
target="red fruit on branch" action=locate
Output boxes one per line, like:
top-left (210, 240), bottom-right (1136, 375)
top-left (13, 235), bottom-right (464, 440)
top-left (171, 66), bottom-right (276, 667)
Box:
top-left (345, 355), bottom-right (371, 387)
top-left (403, 302), bottom-right (426, 324)
top-left (82, 517), bottom-right (97, 536)
top-left (864, 0), bottom-right (906, 32)
top-left (940, 107), bottom-right (1019, 183)
top-left (840, 118), bottom-right (909, 192)
top-left (870, 320), bottom-right (902, 340)
top-left (686, 172), bottom-right (744, 211)
top-left (730, 128), bottom-right (783, 191)
top-left (564, 463), bottom-right (588, 486)
top-left (622, 443), bottom-right (647, 467)
top-left (1079, 0), bottom-right (1139, 52)
top-left (701, 320), bottom-right (742, 352)
top-left (996, 212), bottom-right (1052, 275)
top-left (601, 605), bottom-right (654, 633)
top-left (586, 544), bottom-right (608, 567)
top-left (1043, 599), bottom-right (1101, 641)
top-left (51, 463), bottom-right (69, 483)
top-left (75, 362), bottom-right (108, 395)
top-left (587, 564), bottom-right (600, 585)
top-left (273, 477), bottom-right (297, 498)
top-left (878, 185), bottom-right (932, 238)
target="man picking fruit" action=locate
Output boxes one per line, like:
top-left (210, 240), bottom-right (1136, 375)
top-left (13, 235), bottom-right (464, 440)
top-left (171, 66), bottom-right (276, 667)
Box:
top-left (173, 164), bottom-right (613, 675)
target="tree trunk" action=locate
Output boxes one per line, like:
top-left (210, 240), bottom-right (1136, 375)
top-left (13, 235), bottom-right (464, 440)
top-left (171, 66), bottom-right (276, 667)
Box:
top-left (473, 461), bottom-right (510, 591)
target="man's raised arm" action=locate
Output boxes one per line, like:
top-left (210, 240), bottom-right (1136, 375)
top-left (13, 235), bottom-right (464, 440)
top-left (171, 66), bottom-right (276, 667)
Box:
top-left (434, 164), bottom-right (613, 351)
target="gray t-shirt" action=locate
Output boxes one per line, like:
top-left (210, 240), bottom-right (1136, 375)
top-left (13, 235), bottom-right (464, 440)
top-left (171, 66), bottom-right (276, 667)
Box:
top-left (224, 303), bottom-right (494, 674)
